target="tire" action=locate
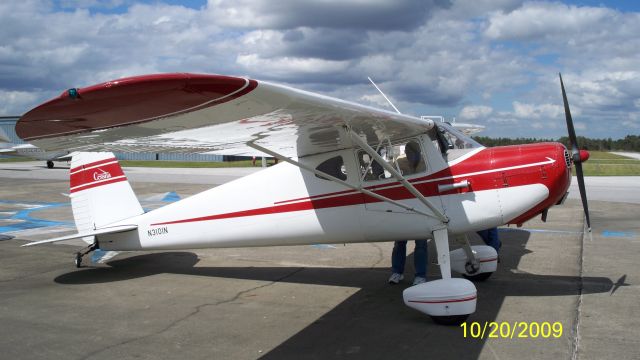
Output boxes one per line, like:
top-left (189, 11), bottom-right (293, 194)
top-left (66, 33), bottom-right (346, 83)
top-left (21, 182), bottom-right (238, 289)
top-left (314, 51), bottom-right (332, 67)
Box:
top-left (431, 314), bottom-right (470, 326)
top-left (75, 253), bottom-right (82, 268)
top-left (463, 272), bottom-right (493, 282)
top-left (46, 161), bottom-right (54, 169)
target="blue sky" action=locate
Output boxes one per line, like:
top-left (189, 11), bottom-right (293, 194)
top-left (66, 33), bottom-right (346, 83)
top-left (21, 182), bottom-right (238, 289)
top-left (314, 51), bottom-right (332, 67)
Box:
top-left (1, 0), bottom-right (639, 139)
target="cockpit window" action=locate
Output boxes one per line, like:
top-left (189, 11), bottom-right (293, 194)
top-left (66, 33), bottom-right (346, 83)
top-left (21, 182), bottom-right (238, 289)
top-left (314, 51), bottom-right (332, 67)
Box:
top-left (358, 139), bottom-right (426, 181)
top-left (432, 123), bottom-right (482, 162)
top-left (315, 156), bottom-right (347, 181)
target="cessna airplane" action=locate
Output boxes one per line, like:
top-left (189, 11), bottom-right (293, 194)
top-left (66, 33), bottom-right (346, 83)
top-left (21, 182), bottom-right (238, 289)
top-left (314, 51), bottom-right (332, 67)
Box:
top-left (15, 73), bottom-right (590, 324)
top-left (0, 143), bottom-right (72, 168)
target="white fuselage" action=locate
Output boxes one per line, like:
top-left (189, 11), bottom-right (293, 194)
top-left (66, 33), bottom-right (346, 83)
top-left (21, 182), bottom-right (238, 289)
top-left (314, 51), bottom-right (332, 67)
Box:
top-left (98, 145), bottom-right (552, 252)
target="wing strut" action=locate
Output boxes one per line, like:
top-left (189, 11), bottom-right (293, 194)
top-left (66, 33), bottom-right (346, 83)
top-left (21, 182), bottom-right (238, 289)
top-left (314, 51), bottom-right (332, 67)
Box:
top-left (346, 127), bottom-right (449, 223)
top-left (247, 142), bottom-right (438, 219)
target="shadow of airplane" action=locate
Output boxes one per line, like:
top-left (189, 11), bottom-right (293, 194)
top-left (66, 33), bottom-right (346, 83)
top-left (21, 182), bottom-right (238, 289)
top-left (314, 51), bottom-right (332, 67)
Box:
top-left (53, 229), bottom-right (615, 359)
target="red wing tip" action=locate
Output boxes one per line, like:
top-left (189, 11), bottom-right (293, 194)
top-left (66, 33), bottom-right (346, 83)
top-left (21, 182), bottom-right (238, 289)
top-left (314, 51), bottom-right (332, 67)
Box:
top-left (17, 73), bottom-right (258, 141)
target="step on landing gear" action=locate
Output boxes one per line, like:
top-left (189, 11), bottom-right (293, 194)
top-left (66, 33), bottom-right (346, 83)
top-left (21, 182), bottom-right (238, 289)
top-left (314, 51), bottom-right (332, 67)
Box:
top-left (74, 243), bottom-right (97, 268)
top-left (403, 228), bottom-right (477, 325)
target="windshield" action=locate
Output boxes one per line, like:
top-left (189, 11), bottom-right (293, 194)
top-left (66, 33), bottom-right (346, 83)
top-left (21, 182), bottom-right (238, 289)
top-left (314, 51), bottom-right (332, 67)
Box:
top-left (432, 122), bottom-right (482, 162)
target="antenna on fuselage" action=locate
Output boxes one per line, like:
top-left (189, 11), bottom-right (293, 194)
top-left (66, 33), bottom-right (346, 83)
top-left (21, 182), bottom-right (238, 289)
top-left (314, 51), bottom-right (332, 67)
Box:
top-left (367, 77), bottom-right (402, 114)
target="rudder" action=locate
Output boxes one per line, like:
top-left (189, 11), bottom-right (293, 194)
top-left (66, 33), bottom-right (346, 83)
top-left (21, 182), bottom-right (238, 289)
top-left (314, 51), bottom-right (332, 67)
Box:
top-left (70, 152), bottom-right (143, 244)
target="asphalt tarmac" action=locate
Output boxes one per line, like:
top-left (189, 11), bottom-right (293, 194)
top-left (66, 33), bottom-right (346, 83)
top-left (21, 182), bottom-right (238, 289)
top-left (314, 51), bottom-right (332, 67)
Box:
top-left (0, 162), bottom-right (638, 360)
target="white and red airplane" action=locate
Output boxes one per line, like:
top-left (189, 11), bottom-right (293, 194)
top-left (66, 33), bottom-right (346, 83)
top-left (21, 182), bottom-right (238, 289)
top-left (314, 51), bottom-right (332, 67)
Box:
top-left (16, 73), bottom-right (590, 324)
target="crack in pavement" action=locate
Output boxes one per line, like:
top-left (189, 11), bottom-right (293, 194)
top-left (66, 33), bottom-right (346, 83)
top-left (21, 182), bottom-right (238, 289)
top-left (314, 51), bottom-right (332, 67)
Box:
top-left (79, 267), bottom-right (306, 360)
top-left (368, 243), bottom-right (385, 269)
top-left (570, 222), bottom-right (587, 360)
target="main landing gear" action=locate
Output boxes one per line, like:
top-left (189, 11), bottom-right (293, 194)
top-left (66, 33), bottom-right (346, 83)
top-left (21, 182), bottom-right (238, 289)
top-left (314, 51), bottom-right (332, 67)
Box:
top-left (451, 236), bottom-right (498, 282)
top-left (46, 160), bottom-right (54, 169)
top-left (74, 243), bottom-right (97, 268)
top-left (403, 231), bottom-right (499, 325)
top-left (403, 228), bottom-right (477, 325)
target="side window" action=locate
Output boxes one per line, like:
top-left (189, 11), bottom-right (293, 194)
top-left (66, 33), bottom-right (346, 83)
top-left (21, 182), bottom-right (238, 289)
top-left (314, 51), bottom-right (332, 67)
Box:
top-left (358, 139), bottom-right (426, 181)
top-left (315, 156), bottom-right (347, 181)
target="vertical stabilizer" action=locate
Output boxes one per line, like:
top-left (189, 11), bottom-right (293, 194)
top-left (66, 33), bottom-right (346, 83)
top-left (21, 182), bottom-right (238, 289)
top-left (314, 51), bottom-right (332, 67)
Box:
top-left (70, 152), bottom-right (143, 244)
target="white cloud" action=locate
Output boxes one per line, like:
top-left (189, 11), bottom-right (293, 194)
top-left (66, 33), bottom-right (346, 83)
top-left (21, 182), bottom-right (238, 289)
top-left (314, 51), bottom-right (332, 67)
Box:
top-left (0, 1), bottom-right (638, 140)
top-left (0, 90), bottom-right (42, 115)
top-left (459, 105), bottom-right (493, 120)
top-left (512, 101), bottom-right (563, 119)
top-left (484, 2), bottom-right (612, 40)
top-left (236, 54), bottom-right (350, 76)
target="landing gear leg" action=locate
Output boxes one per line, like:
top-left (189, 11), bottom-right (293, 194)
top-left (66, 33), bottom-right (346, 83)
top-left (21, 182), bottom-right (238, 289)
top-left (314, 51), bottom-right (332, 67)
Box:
top-left (74, 243), bottom-right (97, 268)
top-left (432, 228), bottom-right (470, 325)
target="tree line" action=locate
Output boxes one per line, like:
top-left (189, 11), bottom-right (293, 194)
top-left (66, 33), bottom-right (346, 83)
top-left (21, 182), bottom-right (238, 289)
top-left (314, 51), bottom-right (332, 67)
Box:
top-left (472, 135), bottom-right (640, 152)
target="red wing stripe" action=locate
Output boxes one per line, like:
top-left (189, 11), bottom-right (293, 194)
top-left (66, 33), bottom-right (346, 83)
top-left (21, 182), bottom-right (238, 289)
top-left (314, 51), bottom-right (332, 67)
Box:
top-left (408, 295), bottom-right (477, 304)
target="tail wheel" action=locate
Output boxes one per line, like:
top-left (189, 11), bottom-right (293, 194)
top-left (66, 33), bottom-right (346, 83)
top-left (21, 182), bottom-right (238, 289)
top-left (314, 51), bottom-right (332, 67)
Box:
top-left (74, 253), bottom-right (82, 268)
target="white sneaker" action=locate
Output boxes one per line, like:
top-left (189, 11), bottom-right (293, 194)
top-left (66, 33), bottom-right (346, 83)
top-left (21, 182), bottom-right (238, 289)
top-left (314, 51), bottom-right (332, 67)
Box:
top-left (388, 273), bottom-right (404, 284)
top-left (412, 277), bottom-right (427, 286)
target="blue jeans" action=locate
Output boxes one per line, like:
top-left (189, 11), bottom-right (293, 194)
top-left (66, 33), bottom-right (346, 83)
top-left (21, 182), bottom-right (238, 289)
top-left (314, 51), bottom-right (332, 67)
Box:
top-left (391, 240), bottom-right (427, 278)
top-left (477, 228), bottom-right (501, 252)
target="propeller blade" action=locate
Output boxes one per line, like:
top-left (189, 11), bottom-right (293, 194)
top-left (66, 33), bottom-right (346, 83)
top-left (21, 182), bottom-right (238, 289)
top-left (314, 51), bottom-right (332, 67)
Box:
top-left (574, 161), bottom-right (591, 231)
top-left (559, 73), bottom-right (579, 155)
top-left (559, 73), bottom-right (591, 232)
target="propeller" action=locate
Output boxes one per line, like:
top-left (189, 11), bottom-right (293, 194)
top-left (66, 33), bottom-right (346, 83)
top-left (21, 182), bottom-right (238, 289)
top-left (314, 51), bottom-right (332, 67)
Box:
top-left (559, 73), bottom-right (591, 232)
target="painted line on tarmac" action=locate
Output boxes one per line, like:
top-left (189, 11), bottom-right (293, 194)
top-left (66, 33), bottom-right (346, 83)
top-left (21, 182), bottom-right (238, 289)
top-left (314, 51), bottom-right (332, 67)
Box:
top-left (499, 228), bottom-right (583, 235)
top-left (601, 230), bottom-right (637, 238)
top-left (0, 200), bottom-right (73, 235)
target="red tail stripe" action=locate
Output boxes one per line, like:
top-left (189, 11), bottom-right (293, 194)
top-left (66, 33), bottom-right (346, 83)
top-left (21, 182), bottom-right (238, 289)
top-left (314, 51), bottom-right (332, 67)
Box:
top-left (69, 177), bottom-right (127, 193)
top-left (70, 162), bottom-right (126, 189)
top-left (70, 157), bottom-right (118, 173)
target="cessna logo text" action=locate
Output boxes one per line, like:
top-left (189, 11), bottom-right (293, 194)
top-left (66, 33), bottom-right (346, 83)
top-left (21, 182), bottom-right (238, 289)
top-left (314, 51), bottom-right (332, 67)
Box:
top-left (93, 169), bottom-right (112, 181)
top-left (148, 227), bottom-right (168, 237)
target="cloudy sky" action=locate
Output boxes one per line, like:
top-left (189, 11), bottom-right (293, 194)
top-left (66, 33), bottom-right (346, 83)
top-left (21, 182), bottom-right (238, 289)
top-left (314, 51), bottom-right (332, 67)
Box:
top-left (1, 0), bottom-right (639, 138)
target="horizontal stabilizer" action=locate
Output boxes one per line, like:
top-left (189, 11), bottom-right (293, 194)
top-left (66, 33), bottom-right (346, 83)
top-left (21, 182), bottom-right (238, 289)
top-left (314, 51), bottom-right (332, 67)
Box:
top-left (21, 224), bottom-right (138, 247)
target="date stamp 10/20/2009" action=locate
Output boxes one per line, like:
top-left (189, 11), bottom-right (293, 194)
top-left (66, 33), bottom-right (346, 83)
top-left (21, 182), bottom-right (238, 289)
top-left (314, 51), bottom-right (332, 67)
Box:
top-left (460, 322), bottom-right (563, 339)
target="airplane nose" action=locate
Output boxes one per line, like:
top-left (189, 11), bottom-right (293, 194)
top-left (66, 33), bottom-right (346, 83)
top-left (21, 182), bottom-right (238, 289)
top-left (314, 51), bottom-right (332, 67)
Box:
top-left (579, 149), bottom-right (590, 163)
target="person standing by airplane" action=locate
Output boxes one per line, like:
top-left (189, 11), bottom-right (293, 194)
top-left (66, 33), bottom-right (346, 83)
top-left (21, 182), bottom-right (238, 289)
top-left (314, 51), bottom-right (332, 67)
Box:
top-left (477, 227), bottom-right (501, 253)
top-left (389, 141), bottom-right (428, 286)
top-left (389, 240), bottom-right (428, 285)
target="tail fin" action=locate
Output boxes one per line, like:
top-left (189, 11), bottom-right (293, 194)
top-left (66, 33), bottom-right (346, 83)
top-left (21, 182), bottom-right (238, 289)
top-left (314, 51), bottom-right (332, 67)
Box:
top-left (70, 152), bottom-right (143, 244)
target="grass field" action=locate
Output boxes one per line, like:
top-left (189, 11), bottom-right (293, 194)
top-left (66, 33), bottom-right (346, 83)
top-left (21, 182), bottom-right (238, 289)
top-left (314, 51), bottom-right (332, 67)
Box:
top-left (574, 151), bottom-right (640, 176)
top-left (0, 156), bottom-right (32, 163)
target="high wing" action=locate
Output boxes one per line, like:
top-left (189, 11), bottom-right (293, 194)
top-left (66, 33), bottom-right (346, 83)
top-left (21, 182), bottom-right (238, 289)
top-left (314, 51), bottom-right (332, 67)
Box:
top-left (17, 73), bottom-right (435, 158)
